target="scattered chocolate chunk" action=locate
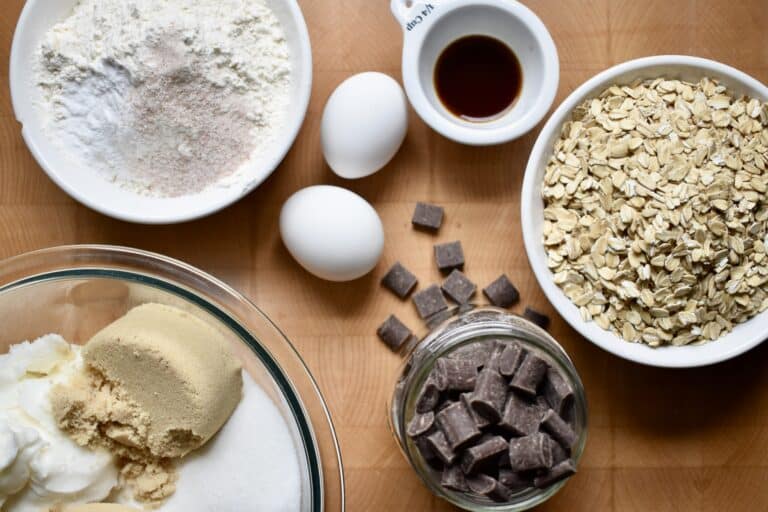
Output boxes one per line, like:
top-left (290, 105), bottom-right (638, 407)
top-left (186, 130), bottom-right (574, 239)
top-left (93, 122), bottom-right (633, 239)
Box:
top-left (413, 284), bottom-right (449, 319)
top-left (425, 308), bottom-right (453, 330)
top-left (434, 241), bottom-right (465, 274)
top-left (466, 474), bottom-right (513, 502)
top-left (469, 369), bottom-right (507, 423)
top-left (533, 459), bottom-right (577, 489)
top-left (498, 342), bottom-right (524, 377)
top-left (460, 392), bottom-right (490, 429)
top-left (523, 307), bottom-right (550, 329)
top-left (412, 202), bottom-right (444, 232)
top-left (542, 366), bottom-right (574, 416)
top-left (376, 315), bottom-right (413, 352)
top-left (541, 409), bottom-right (577, 451)
top-left (510, 352), bottom-right (549, 397)
top-left (441, 270), bottom-right (477, 304)
top-left (498, 392), bottom-right (541, 436)
top-left (508, 433), bottom-right (553, 472)
top-left (426, 430), bottom-right (456, 465)
top-left (435, 358), bottom-right (477, 392)
top-left (435, 401), bottom-right (481, 450)
top-left (483, 275), bottom-right (519, 308)
top-left (460, 435), bottom-right (508, 474)
top-left (498, 469), bottom-right (534, 492)
top-left (406, 411), bottom-right (435, 438)
top-left (441, 464), bottom-right (469, 492)
top-left (415, 375), bottom-right (443, 413)
top-left (381, 262), bottom-right (418, 299)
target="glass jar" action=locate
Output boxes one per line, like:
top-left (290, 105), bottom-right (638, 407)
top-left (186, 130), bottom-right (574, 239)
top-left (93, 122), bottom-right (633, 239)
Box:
top-left (389, 306), bottom-right (587, 511)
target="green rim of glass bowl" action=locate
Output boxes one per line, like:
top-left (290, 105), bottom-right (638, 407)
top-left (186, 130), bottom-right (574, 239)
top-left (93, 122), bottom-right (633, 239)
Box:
top-left (0, 246), bottom-right (344, 511)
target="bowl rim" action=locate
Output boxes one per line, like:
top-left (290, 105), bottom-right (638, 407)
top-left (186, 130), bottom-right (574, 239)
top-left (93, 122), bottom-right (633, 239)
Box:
top-left (0, 244), bottom-right (345, 509)
top-left (9, 0), bottom-right (313, 224)
top-left (521, 55), bottom-right (768, 368)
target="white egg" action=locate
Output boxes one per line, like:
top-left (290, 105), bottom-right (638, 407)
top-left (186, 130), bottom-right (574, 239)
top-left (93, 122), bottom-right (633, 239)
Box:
top-left (279, 185), bottom-right (385, 282)
top-left (321, 72), bottom-right (408, 179)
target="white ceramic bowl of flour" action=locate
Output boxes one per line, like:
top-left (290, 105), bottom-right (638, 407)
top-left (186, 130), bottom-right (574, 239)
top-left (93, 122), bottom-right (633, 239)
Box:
top-left (10, 0), bottom-right (312, 224)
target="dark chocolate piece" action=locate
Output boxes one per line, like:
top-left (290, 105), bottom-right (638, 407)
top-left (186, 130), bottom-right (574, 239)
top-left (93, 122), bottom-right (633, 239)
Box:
top-left (414, 435), bottom-right (441, 469)
top-left (415, 375), bottom-right (442, 413)
top-left (523, 307), bottom-right (550, 329)
top-left (449, 342), bottom-right (493, 369)
top-left (412, 284), bottom-right (449, 319)
top-left (426, 430), bottom-right (456, 465)
top-left (551, 439), bottom-right (569, 465)
top-left (510, 352), bottom-right (549, 397)
top-left (435, 358), bottom-right (477, 392)
top-left (441, 464), bottom-right (469, 492)
top-left (406, 411), bottom-right (435, 438)
top-left (541, 409), bottom-right (577, 451)
top-left (498, 342), bottom-right (525, 377)
top-left (533, 459), bottom-right (577, 489)
top-left (435, 401), bottom-right (481, 450)
top-left (460, 436), bottom-right (508, 474)
top-left (469, 369), bottom-right (507, 423)
top-left (376, 315), bottom-right (413, 352)
top-left (479, 340), bottom-right (506, 372)
top-left (466, 474), bottom-right (513, 502)
top-left (498, 392), bottom-right (541, 436)
top-left (412, 202), bottom-right (445, 231)
top-left (381, 262), bottom-right (418, 299)
top-left (441, 270), bottom-right (477, 304)
top-left (498, 469), bottom-right (533, 492)
top-left (434, 241), bottom-right (465, 274)
top-left (542, 366), bottom-right (574, 416)
top-left (483, 275), bottom-right (520, 308)
top-left (507, 433), bottom-right (553, 472)
top-left (460, 392), bottom-right (490, 429)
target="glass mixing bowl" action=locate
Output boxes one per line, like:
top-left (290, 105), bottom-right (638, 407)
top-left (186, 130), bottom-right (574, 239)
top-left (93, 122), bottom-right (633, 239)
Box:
top-left (0, 245), bottom-right (344, 511)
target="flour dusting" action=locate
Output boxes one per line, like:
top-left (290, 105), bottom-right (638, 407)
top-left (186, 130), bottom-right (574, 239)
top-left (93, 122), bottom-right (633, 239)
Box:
top-left (36, 0), bottom-right (291, 197)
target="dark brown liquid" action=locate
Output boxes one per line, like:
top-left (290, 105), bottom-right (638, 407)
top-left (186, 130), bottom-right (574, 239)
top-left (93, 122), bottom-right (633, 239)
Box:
top-left (434, 35), bottom-right (522, 122)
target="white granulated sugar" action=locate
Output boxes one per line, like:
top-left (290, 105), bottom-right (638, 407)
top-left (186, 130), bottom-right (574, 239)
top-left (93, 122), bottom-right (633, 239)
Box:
top-left (36, 0), bottom-right (291, 197)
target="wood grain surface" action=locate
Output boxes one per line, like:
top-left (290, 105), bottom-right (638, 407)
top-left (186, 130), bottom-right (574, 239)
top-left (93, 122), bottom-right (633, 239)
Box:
top-left (1, 1), bottom-right (767, 510)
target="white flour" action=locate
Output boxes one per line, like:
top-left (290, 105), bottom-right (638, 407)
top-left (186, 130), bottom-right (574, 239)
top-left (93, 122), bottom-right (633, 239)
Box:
top-left (36, 0), bottom-right (291, 197)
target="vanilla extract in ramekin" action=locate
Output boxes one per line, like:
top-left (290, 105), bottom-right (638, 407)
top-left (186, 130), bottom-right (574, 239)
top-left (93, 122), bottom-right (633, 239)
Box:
top-left (389, 307), bottom-right (587, 511)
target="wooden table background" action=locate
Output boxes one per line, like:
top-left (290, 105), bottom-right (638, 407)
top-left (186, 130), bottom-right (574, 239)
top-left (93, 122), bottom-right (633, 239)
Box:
top-left (1, 1), bottom-right (767, 510)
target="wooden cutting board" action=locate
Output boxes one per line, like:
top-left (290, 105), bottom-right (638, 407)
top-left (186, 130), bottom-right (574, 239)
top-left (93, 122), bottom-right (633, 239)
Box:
top-left (1, 1), bottom-right (766, 510)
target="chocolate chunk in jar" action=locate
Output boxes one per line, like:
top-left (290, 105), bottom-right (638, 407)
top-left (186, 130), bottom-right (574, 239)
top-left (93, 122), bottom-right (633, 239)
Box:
top-left (406, 411), bottom-right (435, 438)
top-left (497, 342), bottom-right (524, 377)
top-left (507, 433), bottom-right (553, 472)
top-left (466, 474), bottom-right (513, 502)
top-left (523, 307), bottom-right (550, 329)
top-left (441, 464), bottom-right (469, 492)
top-left (412, 202), bottom-right (444, 232)
top-left (413, 285), bottom-right (449, 319)
top-left (414, 434), bottom-right (442, 469)
top-left (510, 352), bottom-right (548, 397)
top-left (435, 401), bottom-right (481, 450)
top-left (498, 392), bottom-right (541, 436)
top-left (415, 374), bottom-right (443, 413)
top-left (460, 435), bottom-right (508, 475)
top-left (540, 409), bottom-right (577, 451)
top-left (460, 392), bottom-right (491, 429)
top-left (376, 315), bottom-right (413, 352)
top-left (435, 357), bottom-right (478, 392)
top-left (542, 365), bottom-right (574, 416)
top-left (469, 368), bottom-right (507, 423)
top-left (482, 275), bottom-right (520, 308)
top-left (434, 241), bottom-right (465, 274)
top-left (381, 262), bottom-right (418, 299)
top-left (442, 270), bottom-right (477, 304)
top-left (426, 430), bottom-right (457, 465)
top-left (448, 341), bottom-right (493, 369)
top-left (533, 459), bottom-right (577, 489)
top-left (498, 469), bottom-right (534, 492)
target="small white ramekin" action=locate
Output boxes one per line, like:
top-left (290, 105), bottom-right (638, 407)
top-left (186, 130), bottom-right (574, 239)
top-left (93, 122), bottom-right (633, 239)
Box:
top-left (522, 55), bottom-right (768, 368)
top-left (391, 0), bottom-right (559, 146)
top-left (10, 0), bottom-right (312, 224)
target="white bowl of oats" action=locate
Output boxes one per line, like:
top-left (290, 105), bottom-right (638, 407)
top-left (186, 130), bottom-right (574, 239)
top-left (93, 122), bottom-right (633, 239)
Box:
top-left (522, 55), bottom-right (768, 368)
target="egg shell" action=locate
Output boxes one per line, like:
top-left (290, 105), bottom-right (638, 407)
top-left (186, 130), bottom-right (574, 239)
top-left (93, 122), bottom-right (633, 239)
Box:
top-left (321, 72), bottom-right (408, 179)
top-left (279, 185), bottom-right (385, 282)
